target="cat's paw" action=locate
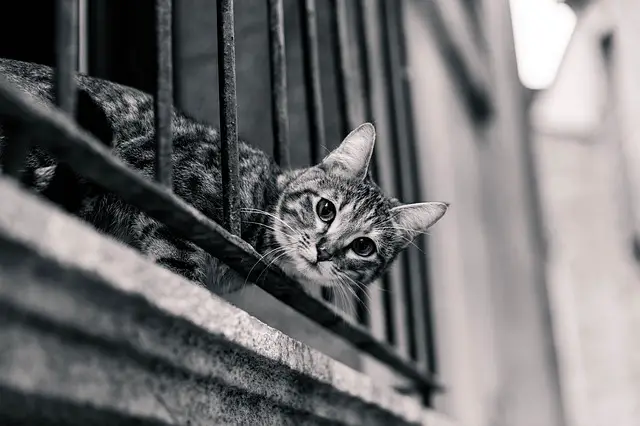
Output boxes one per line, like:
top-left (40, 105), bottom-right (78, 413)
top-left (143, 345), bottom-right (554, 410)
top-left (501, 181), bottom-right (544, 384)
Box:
top-left (201, 256), bottom-right (246, 295)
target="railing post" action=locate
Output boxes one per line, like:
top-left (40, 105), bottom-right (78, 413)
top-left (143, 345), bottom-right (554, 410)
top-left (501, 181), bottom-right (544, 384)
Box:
top-left (217, 0), bottom-right (241, 235)
top-left (268, 0), bottom-right (290, 169)
top-left (299, 0), bottom-right (325, 166)
top-left (154, 0), bottom-right (174, 188)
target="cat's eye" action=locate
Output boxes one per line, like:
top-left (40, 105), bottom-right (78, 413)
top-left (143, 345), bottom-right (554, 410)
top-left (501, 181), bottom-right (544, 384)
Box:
top-left (350, 237), bottom-right (376, 257)
top-left (316, 198), bottom-right (336, 222)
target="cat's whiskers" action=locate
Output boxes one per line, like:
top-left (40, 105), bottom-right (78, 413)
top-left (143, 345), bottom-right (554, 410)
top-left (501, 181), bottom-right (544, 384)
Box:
top-left (328, 266), bottom-right (370, 317)
top-left (338, 275), bottom-right (372, 318)
top-left (330, 279), bottom-right (349, 314)
top-left (334, 267), bottom-right (377, 318)
top-left (379, 224), bottom-right (433, 237)
top-left (254, 248), bottom-right (297, 284)
top-left (243, 220), bottom-right (296, 240)
top-left (377, 226), bottom-right (425, 252)
top-left (379, 224), bottom-right (421, 234)
top-left (339, 271), bottom-right (368, 293)
top-left (331, 264), bottom-right (370, 293)
top-left (245, 242), bottom-right (298, 285)
top-left (242, 220), bottom-right (280, 233)
top-left (337, 272), bottom-right (371, 304)
top-left (240, 208), bottom-right (297, 235)
top-left (341, 282), bottom-right (357, 312)
top-left (342, 280), bottom-right (364, 316)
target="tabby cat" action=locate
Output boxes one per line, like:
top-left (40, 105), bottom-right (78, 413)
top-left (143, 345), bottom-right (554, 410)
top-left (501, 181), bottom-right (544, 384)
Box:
top-left (0, 59), bottom-right (448, 294)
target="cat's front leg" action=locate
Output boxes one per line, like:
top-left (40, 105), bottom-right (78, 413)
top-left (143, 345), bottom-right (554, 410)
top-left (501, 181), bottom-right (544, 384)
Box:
top-left (137, 219), bottom-right (246, 294)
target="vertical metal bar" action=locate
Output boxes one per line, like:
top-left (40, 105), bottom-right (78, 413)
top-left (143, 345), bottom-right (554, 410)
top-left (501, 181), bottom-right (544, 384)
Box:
top-left (355, 0), bottom-right (380, 186)
top-left (366, 279), bottom-right (388, 340)
top-left (354, 0), bottom-right (381, 327)
top-left (217, 0), bottom-right (241, 235)
top-left (155, 0), bottom-right (174, 188)
top-left (380, 0), bottom-right (436, 387)
top-left (78, 0), bottom-right (89, 74)
top-left (355, 0), bottom-right (409, 354)
top-left (335, 0), bottom-right (367, 316)
top-left (331, 0), bottom-right (370, 324)
top-left (55, 0), bottom-right (79, 115)
top-left (381, 273), bottom-right (396, 344)
top-left (325, 0), bottom-right (352, 314)
top-left (394, 0), bottom-right (439, 377)
top-left (299, 0), bottom-right (325, 165)
top-left (355, 287), bottom-right (369, 326)
top-left (40, 0), bottom-right (84, 213)
top-left (268, 0), bottom-right (290, 168)
top-left (329, 0), bottom-right (355, 136)
top-left (321, 286), bottom-right (334, 303)
top-left (354, 0), bottom-right (374, 129)
top-left (88, 0), bottom-right (110, 79)
top-left (379, 0), bottom-right (428, 366)
top-left (368, 0), bottom-right (413, 359)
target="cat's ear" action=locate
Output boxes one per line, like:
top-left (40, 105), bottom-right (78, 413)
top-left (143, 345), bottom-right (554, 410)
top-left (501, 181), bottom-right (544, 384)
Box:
top-left (76, 88), bottom-right (114, 148)
top-left (390, 202), bottom-right (449, 241)
top-left (319, 122), bottom-right (375, 181)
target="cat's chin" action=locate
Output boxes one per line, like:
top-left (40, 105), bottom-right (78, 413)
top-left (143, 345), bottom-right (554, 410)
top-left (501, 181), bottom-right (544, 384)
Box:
top-left (277, 256), bottom-right (341, 288)
top-left (296, 274), bottom-right (342, 289)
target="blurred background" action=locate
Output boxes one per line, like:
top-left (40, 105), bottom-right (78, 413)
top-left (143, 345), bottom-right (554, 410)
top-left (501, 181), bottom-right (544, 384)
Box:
top-left (1, 1), bottom-right (639, 425)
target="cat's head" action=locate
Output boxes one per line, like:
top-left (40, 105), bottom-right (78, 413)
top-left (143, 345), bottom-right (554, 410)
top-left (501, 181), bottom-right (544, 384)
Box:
top-left (270, 122), bottom-right (448, 289)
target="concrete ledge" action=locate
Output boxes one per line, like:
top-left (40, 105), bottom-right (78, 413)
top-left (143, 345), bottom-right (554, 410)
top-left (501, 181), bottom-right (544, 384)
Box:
top-left (0, 177), bottom-right (453, 425)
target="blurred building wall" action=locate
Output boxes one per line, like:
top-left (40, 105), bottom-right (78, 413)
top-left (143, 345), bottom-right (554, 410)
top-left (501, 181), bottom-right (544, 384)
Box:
top-left (531, 1), bottom-right (640, 425)
top-left (404, 1), bottom-right (564, 425)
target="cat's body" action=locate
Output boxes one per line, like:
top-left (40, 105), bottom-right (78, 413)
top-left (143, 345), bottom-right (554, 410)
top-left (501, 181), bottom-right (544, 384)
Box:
top-left (0, 59), bottom-right (448, 294)
top-left (0, 58), bottom-right (279, 291)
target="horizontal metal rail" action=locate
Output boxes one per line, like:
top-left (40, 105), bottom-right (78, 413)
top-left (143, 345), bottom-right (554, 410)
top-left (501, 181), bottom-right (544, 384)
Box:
top-left (0, 74), bottom-right (443, 394)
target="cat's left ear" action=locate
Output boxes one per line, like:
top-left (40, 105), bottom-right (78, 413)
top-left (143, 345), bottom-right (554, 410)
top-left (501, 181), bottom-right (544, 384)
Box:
top-left (390, 202), bottom-right (449, 241)
top-left (320, 122), bottom-right (375, 181)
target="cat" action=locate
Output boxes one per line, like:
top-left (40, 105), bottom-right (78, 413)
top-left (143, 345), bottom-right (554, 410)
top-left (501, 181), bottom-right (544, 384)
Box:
top-left (0, 58), bottom-right (449, 294)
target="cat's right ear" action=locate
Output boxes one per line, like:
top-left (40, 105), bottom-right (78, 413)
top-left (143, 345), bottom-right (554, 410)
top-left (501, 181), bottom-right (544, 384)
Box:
top-left (390, 201), bottom-right (449, 242)
top-left (76, 88), bottom-right (113, 148)
top-left (319, 122), bottom-right (375, 181)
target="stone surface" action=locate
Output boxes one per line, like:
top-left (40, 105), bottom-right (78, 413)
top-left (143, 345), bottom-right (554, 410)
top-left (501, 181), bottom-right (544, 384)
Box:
top-left (0, 177), bottom-right (446, 425)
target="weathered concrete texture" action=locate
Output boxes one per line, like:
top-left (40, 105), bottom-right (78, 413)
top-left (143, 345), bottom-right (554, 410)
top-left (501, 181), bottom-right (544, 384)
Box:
top-left (0, 177), bottom-right (448, 426)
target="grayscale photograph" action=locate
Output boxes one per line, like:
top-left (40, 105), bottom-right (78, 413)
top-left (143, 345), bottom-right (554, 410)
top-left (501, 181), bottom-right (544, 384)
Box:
top-left (0, 1), bottom-right (635, 425)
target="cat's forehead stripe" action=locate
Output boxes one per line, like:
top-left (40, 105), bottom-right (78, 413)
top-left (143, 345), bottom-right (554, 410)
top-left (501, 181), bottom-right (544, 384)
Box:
top-left (301, 195), bottom-right (313, 211)
top-left (288, 188), bottom-right (320, 199)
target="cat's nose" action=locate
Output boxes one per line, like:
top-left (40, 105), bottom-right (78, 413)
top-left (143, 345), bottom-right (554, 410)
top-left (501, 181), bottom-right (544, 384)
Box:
top-left (316, 243), bottom-right (332, 262)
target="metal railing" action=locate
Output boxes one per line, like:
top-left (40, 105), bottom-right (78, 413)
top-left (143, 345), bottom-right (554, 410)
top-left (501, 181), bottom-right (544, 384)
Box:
top-left (0, 0), bottom-right (443, 401)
